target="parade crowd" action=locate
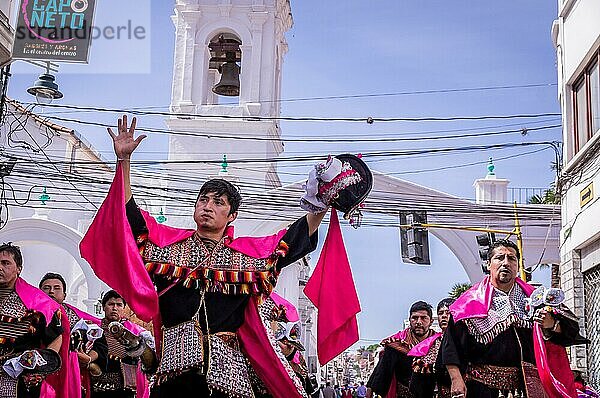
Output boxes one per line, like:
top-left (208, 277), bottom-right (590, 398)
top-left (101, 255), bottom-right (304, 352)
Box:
top-left (0, 116), bottom-right (595, 398)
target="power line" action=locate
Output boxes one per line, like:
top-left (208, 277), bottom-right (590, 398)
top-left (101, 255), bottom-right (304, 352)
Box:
top-left (37, 114), bottom-right (562, 144)
top-left (225, 82), bottom-right (558, 104)
top-left (1, 141), bottom-right (560, 166)
top-left (31, 82), bottom-right (559, 108)
top-left (23, 102), bottom-right (561, 123)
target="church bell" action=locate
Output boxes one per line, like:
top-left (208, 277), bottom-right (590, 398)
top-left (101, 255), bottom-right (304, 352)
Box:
top-left (212, 60), bottom-right (240, 97)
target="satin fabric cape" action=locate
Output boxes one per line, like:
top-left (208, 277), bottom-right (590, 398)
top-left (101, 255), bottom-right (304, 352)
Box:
top-left (304, 209), bottom-right (361, 366)
top-left (79, 163), bottom-right (304, 398)
top-left (270, 292), bottom-right (300, 322)
top-left (450, 276), bottom-right (577, 398)
top-left (407, 332), bottom-right (442, 358)
top-left (62, 304), bottom-right (89, 398)
top-left (14, 278), bottom-right (70, 398)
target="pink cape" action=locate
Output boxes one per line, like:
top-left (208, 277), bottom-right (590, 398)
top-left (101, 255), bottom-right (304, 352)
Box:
top-left (407, 332), bottom-right (442, 357)
top-left (80, 163), bottom-right (290, 322)
top-left (304, 209), bottom-right (361, 366)
top-left (386, 327), bottom-right (409, 342)
top-left (239, 300), bottom-right (303, 398)
top-left (141, 208), bottom-right (288, 258)
top-left (80, 163), bottom-right (159, 323)
top-left (450, 277), bottom-right (577, 398)
top-left (15, 278), bottom-right (70, 398)
top-left (379, 327), bottom-right (412, 398)
top-left (79, 164), bottom-right (306, 398)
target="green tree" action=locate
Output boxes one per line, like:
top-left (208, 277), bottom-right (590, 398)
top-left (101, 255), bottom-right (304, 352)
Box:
top-left (528, 161), bottom-right (561, 204)
top-left (448, 282), bottom-right (472, 299)
top-left (366, 344), bottom-right (379, 352)
top-left (528, 188), bottom-right (560, 204)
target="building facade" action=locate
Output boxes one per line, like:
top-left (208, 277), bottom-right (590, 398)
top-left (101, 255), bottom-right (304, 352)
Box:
top-left (165, 0), bottom-right (292, 196)
top-left (0, 100), bottom-right (113, 312)
top-left (552, 0), bottom-right (600, 385)
top-left (0, 0), bottom-right (15, 67)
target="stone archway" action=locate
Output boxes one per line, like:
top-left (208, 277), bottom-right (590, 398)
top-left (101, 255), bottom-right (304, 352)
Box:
top-left (0, 218), bottom-right (103, 313)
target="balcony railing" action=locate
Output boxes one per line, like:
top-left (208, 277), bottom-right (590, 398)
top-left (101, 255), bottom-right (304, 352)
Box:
top-left (508, 187), bottom-right (550, 204)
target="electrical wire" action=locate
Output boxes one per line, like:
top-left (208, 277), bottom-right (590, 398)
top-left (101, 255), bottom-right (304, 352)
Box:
top-left (38, 114), bottom-right (562, 144)
top-left (216, 82), bottom-right (559, 104)
top-left (23, 102), bottom-right (561, 123)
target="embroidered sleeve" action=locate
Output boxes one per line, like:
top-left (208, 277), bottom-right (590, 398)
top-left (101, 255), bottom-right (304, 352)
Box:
top-left (41, 311), bottom-right (64, 346)
top-left (277, 217), bottom-right (318, 270)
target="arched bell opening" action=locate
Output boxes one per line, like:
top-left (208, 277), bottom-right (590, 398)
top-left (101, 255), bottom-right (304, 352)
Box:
top-left (208, 33), bottom-right (242, 104)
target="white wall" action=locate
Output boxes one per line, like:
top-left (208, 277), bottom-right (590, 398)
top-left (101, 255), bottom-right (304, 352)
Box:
top-left (554, 0), bottom-right (600, 373)
top-left (560, 0), bottom-right (600, 84)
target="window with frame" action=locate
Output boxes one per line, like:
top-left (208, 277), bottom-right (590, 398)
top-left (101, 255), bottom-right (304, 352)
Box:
top-left (572, 51), bottom-right (600, 155)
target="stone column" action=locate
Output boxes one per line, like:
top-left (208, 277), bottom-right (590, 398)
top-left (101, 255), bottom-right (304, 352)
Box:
top-left (561, 249), bottom-right (587, 369)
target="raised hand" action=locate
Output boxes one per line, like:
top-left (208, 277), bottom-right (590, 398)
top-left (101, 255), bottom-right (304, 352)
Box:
top-left (107, 115), bottom-right (146, 160)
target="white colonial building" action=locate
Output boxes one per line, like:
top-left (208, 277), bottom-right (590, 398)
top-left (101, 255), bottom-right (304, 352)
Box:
top-left (0, 100), bottom-right (113, 312)
top-left (165, 0), bottom-right (293, 193)
top-left (552, 0), bottom-right (600, 384)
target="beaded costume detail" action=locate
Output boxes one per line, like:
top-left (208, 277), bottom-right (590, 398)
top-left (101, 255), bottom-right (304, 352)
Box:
top-left (464, 285), bottom-right (532, 344)
top-left (138, 234), bottom-right (287, 296)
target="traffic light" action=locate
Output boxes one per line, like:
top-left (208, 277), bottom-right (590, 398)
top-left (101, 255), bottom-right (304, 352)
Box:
top-left (400, 211), bottom-right (430, 265)
top-left (476, 232), bottom-right (496, 274)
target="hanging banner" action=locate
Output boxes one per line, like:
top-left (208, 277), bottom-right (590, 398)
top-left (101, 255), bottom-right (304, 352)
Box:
top-left (12, 0), bottom-right (97, 63)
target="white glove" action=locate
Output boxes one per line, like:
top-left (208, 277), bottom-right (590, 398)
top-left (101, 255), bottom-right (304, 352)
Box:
top-left (300, 156), bottom-right (343, 213)
top-left (3, 350), bottom-right (47, 378)
top-left (73, 319), bottom-right (104, 343)
top-left (140, 330), bottom-right (155, 350)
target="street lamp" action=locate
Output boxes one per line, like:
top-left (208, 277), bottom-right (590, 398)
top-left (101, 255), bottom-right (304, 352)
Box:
top-left (26, 61), bottom-right (63, 104)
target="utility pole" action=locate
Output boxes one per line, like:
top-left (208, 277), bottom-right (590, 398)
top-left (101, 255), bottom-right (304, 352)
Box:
top-left (0, 64), bottom-right (10, 124)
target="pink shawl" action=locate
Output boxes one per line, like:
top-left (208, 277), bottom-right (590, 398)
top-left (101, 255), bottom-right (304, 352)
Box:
top-left (407, 332), bottom-right (442, 357)
top-left (381, 328), bottom-right (409, 398)
top-left (80, 163), bottom-right (290, 322)
top-left (450, 277), bottom-right (577, 397)
top-left (79, 164), bottom-right (305, 398)
top-left (378, 327), bottom-right (410, 398)
top-left (80, 163), bottom-right (158, 322)
top-left (385, 327), bottom-right (410, 342)
top-left (239, 300), bottom-right (303, 398)
top-left (140, 209), bottom-right (288, 258)
top-left (15, 278), bottom-right (70, 398)
top-left (304, 209), bottom-right (361, 365)
top-left (65, 304), bottom-right (100, 324)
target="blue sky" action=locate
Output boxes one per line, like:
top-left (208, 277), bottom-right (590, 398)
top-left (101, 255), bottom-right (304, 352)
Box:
top-left (7, 0), bottom-right (559, 343)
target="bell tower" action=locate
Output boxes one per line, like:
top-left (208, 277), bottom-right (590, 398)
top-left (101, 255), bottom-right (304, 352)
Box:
top-left (166, 0), bottom-right (293, 191)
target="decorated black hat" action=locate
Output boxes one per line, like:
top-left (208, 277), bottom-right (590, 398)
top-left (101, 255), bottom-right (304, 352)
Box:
top-left (318, 154), bottom-right (373, 219)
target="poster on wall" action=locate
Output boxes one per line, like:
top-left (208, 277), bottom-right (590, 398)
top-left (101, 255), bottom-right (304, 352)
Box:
top-left (12, 0), bottom-right (97, 63)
